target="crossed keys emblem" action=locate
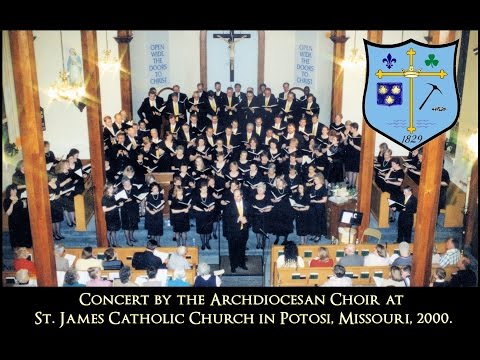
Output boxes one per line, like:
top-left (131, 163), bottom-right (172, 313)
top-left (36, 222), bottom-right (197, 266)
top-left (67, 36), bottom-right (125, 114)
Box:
top-left (375, 48), bottom-right (447, 134)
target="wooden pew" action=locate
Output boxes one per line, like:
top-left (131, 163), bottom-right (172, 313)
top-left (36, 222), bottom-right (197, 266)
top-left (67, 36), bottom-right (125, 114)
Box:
top-left (64, 246), bottom-right (199, 269)
top-left (152, 172), bottom-right (174, 216)
top-left (270, 243), bottom-right (447, 286)
top-left (274, 266), bottom-right (391, 287)
top-left (2, 268), bottom-right (197, 286)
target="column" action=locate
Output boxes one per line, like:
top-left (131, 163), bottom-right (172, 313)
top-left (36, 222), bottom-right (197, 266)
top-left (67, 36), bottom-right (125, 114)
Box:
top-left (357, 30), bottom-right (382, 241)
top-left (411, 30), bottom-right (447, 287)
top-left (115, 30), bottom-right (133, 119)
top-left (329, 30), bottom-right (349, 121)
top-left (81, 31), bottom-right (107, 247)
top-left (9, 30), bottom-right (57, 286)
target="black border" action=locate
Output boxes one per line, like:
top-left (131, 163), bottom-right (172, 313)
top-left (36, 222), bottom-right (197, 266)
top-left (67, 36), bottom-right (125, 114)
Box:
top-left (362, 38), bottom-right (461, 151)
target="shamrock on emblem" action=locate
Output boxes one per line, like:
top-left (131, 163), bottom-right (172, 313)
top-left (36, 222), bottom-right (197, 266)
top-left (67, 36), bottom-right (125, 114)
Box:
top-left (425, 54), bottom-right (439, 68)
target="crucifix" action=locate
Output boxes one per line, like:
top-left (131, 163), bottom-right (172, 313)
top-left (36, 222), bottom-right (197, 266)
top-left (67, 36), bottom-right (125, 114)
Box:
top-left (375, 47), bottom-right (447, 133)
top-left (213, 30), bottom-right (251, 81)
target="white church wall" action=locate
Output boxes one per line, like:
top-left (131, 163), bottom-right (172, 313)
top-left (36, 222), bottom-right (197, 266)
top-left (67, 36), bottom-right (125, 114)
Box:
top-left (131, 30), bottom-right (200, 120)
top-left (264, 31), bottom-right (296, 96)
top-left (97, 30), bottom-right (122, 121)
top-left (265, 31), bottom-right (332, 125)
top-left (33, 31), bottom-right (90, 158)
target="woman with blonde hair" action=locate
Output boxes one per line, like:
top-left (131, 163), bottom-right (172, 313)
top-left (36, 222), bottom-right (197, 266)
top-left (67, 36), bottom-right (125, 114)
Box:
top-left (102, 182), bottom-right (122, 247)
top-left (310, 247), bottom-right (334, 267)
top-left (309, 174), bottom-right (328, 242)
top-left (170, 186), bottom-right (191, 246)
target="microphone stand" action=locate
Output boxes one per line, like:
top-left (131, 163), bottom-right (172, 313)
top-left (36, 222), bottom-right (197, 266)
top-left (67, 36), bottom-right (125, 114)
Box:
top-left (259, 228), bottom-right (269, 286)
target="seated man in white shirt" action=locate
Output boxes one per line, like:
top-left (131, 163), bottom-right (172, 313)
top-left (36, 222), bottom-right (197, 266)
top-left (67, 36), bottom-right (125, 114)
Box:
top-left (364, 244), bottom-right (390, 266)
top-left (437, 237), bottom-right (461, 267)
top-left (322, 265), bottom-right (352, 287)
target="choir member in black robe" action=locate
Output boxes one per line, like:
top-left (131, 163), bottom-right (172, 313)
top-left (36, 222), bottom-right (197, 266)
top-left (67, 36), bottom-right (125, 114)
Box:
top-left (3, 184), bottom-right (31, 248)
top-left (278, 82), bottom-right (295, 103)
top-left (308, 175), bottom-right (328, 242)
top-left (239, 91), bottom-right (260, 127)
top-left (167, 84), bottom-right (188, 105)
top-left (44, 141), bottom-right (59, 172)
top-left (205, 91), bottom-right (221, 123)
top-left (291, 184), bottom-right (311, 244)
top-left (279, 92), bottom-right (300, 124)
top-left (393, 187), bottom-right (417, 243)
top-left (300, 94), bottom-right (320, 123)
top-left (55, 160), bottom-right (76, 227)
top-left (326, 134), bottom-right (344, 184)
top-left (145, 183), bottom-right (165, 244)
top-left (102, 183), bottom-right (122, 247)
top-left (192, 182), bottom-right (216, 250)
top-left (405, 149), bottom-right (423, 185)
top-left (188, 91), bottom-right (207, 125)
top-left (375, 148), bottom-right (393, 191)
top-left (270, 177), bottom-right (293, 245)
top-left (137, 89), bottom-right (164, 130)
top-left (259, 87), bottom-right (278, 128)
top-left (117, 178), bottom-right (140, 246)
top-left (170, 186), bottom-right (192, 246)
top-left (234, 83), bottom-right (246, 103)
top-left (164, 93), bottom-right (187, 123)
top-left (222, 87), bottom-right (240, 125)
top-left (330, 113), bottom-right (346, 134)
top-left (385, 158), bottom-right (405, 222)
top-left (344, 122), bottom-right (362, 188)
top-left (48, 173), bottom-right (65, 240)
top-left (251, 183), bottom-right (273, 249)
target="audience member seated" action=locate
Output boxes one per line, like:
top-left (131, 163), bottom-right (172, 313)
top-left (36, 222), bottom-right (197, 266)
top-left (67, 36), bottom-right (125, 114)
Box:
top-left (309, 247), bottom-right (334, 267)
top-left (391, 242), bottom-right (412, 267)
top-left (449, 256), bottom-right (477, 287)
top-left (132, 240), bottom-right (167, 270)
top-left (13, 247), bottom-right (37, 275)
top-left (102, 247), bottom-right (124, 270)
top-left (86, 267), bottom-right (112, 287)
top-left (167, 246), bottom-right (192, 271)
top-left (363, 244), bottom-right (390, 266)
top-left (373, 266), bottom-right (406, 287)
top-left (276, 241), bottom-right (305, 269)
top-left (14, 269), bottom-right (37, 287)
top-left (337, 244), bottom-right (364, 267)
top-left (429, 268), bottom-right (448, 287)
top-left (141, 266), bottom-right (165, 287)
top-left (438, 238), bottom-right (461, 268)
top-left (54, 244), bottom-right (70, 271)
top-left (167, 269), bottom-right (191, 287)
top-left (113, 266), bottom-right (138, 287)
top-left (194, 263), bottom-right (221, 287)
top-left (401, 265), bottom-right (411, 287)
top-left (322, 265), bottom-right (352, 287)
top-left (63, 268), bottom-right (86, 287)
top-left (75, 247), bottom-right (104, 271)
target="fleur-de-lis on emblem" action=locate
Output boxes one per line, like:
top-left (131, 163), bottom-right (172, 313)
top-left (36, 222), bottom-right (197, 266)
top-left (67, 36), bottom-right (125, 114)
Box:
top-left (382, 53), bottom-right (397, 69)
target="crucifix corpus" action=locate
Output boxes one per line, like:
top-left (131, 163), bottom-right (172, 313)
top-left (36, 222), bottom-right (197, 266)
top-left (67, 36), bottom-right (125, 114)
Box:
top-left (213, 30), bottom-right (251, 81)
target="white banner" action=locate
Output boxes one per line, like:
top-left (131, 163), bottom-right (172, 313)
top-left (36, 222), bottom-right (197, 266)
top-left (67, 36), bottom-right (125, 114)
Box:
top-left (145, 32), bottom-right (169, 87)
top-left (294, 31), bottom-right (317, 90)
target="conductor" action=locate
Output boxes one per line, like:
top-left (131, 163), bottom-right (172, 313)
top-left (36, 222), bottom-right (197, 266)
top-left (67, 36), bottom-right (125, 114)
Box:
top-left (223, 189), bottom-right (251, 273)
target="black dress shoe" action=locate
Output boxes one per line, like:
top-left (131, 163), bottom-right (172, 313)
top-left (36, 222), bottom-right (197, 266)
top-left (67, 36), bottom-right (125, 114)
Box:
top-left (389, 217), bottom-right (395, 223)
top-left (213, 233), bottom-right (218, 239)
top-left (57, 235), bottom-right (65, 240)
top-left (172, 237), bottom-right (177, 242)
top-left (66, 222), bottom-right (73, 227)
top-left (239, 265), bottom-right (248, 271)
top-left (231, 267), bottom-right (236, 273)
top-left (201, 245), bottom-right (206, 250)
top-left (206, 244), bottom-right (211, 250)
